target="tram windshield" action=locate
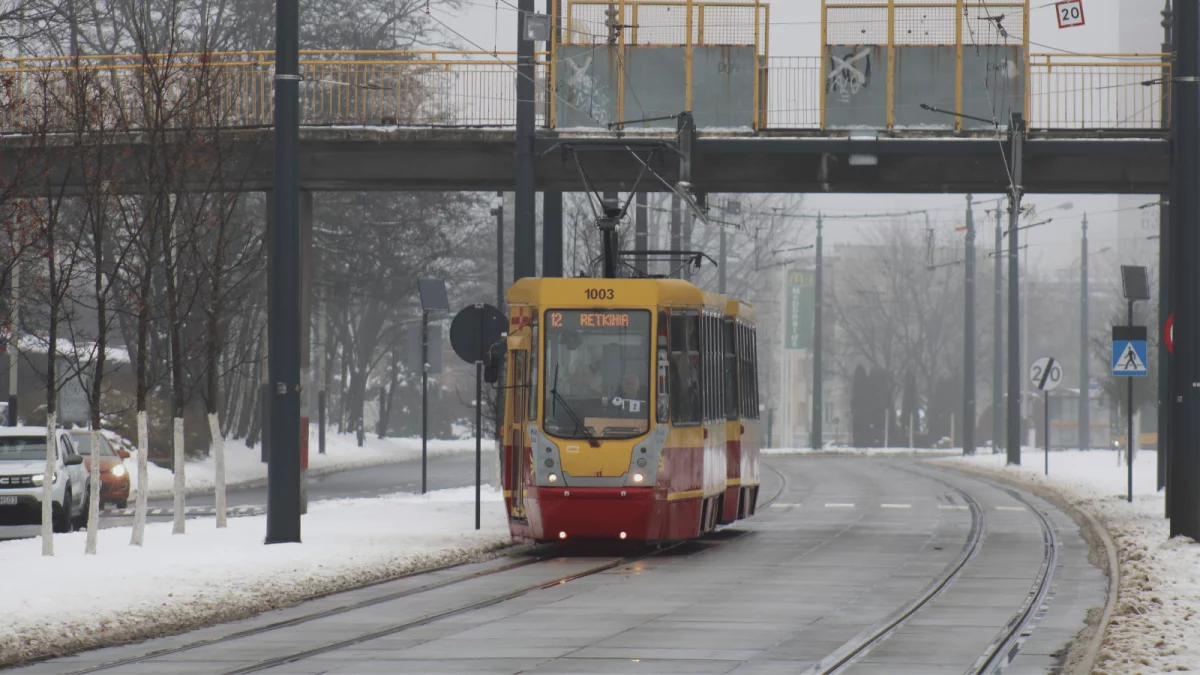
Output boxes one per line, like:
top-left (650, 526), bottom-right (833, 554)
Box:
top-left (543, 309), bottom-right (652, 440)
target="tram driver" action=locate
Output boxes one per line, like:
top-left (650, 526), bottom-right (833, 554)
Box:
top-left (609, 373), bottom-right (648, 416)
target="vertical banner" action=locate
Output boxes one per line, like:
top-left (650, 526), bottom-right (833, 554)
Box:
top-left (786, 269), bottom-right (815, 350)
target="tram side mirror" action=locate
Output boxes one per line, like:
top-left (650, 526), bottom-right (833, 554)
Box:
top-left (484, 342), bottom-right (506, 384)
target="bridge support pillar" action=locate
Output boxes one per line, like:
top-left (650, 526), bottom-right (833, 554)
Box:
top-left (1170, 0), bottom-right (1200, 539)
top-left (513, 0), bottom-right (537, 281)
top-left (543, 191), bottom-right (563, 278)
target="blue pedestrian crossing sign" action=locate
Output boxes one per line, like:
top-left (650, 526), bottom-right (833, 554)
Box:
top-left (1112, 325), bottom-right (1148, 377)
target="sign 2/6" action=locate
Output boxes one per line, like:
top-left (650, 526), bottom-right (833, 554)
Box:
top-left (1056, 0), bottom-right (1085, 28)
top-left (584, 288), bottom-right (615, 300)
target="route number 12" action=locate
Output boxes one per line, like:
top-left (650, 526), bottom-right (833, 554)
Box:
top-left (1056, 0), bottom-right (1085, 28)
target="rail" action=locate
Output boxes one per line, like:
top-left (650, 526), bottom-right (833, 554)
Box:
top-left (0, 49), bottom-right (1172, 133)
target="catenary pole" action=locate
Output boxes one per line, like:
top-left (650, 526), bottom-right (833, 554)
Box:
top-left (635, 192), bottom-right (648, 276)
top-left (993, 200), bottom-right (1004, 453)
top-left (1080, 215), bottom-right (1090, 451)
top-left (1169, 0), bottom-right (1198, 539)
top-left (544, 192), bottom-right (564, 278)
top-left (7, 235), bottom-right (17, 426)
top-left (811, 215), bottom-right (823, 450)
top-left (963, 195), bottom-right (976, 455)
top-left (514, 0), bottom-right (537, 280)
top-left (494, 194), bottom-right (504, 308)
top-left (1006, 113), bottom-right (1025, 467)
top-left (266, 0), bottom-right (302, 544)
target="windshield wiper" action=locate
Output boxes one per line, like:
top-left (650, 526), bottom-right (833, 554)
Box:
top-left (551, 364), bottom-right (600, 448)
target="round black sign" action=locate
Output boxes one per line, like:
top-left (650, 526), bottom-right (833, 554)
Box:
top-left (450, 304), bottom-right (507, 364)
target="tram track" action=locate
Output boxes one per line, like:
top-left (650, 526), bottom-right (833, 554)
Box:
top-left (805, 464), bottom-right (1061, 675)
top-left (61, 466), bottom-right (789, 675)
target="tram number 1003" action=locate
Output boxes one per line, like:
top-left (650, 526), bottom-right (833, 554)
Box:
top-left (585, 288), bottom-right (615, 300)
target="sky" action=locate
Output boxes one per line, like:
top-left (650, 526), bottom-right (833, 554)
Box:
top-left (432, 0), bottom-right (1166, 275)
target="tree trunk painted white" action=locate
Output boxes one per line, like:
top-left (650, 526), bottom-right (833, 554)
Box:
top-left (85, 428), bottom-right (101, 554)
top-left (42, 412), bottom-right (55, 556)
top-left (172, 416), bottom-right (185, 534)
top-left (210, 413), bottom-right (226, 528)
top-left (131, 410), bottom-right (149, 546)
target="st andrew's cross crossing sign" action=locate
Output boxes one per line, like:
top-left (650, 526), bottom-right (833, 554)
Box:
top-left (1112, 325), bottom-right (1148, 377)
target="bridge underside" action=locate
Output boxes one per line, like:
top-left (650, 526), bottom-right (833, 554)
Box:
top-left (0, 128), bottom-right (1169, 195)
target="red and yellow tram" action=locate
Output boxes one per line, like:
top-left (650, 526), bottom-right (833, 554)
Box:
top-left (499, 277), bottom-right (760, 543)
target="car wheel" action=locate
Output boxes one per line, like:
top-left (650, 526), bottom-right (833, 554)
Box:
top-left (53, 490), bottom-right (72, 533)
top-left (73, 489), bottom-right (89, 530)
top-left (116, 499), bottom-right (128, 510)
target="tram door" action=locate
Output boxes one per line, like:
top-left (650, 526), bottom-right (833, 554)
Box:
top-left (507, 348), bottom-right (529, 519)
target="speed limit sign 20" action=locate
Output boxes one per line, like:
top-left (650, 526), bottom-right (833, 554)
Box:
top-left (1056, 0), bottom-right (1085, 28)
top-left (1030, 356), bottom-right (1063, 391)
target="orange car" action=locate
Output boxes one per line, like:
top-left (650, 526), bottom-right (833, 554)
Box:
top-left (67, 431), bottom-right (131, 509)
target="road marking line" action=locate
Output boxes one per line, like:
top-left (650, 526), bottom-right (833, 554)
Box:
top-left (881, 503), bottom-right (911, 509)
top-left (939, 504), bottom-right (969, 510)
top-left (825, 502), bottom-right (855, 508)
top-left (997, 506), bottom-right (1026, 511)
top-left (770, 503), bottom-right (802, 508)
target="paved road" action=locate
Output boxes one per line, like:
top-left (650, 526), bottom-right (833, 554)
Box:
top-left (97, 450), bottom-right (490, 526)
top-left (19, 456), bottom-right (1108, 675)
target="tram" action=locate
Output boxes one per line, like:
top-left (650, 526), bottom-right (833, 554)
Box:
top-left (497, 276), bottom-right (761, 543)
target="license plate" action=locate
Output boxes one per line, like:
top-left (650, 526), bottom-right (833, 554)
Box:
top-left (0, 496), bottom-right (17, 506)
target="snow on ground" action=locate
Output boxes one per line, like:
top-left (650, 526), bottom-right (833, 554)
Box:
top-left (0, 486), bottom-right (511, 667)
top-left (939, 449), bottom-right (1199, 674)
top-left (128, 428), bottom-right (479, 499)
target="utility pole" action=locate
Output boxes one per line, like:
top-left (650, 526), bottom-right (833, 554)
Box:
top-left (1159, 0), bottom-right (1173, 503)
top-left (675, 112), bottom-right (695, 280)
top-left (266, 0), bottom-right (302, 544)
top-left (493, 194), bottom-right (504, 309)
top-left (1169, 0), bottom-right (1199, 539)
top-left (811, 215), bottom-right (824, 450)
top-left (963, 195), bottom-right (976, 455)
top-left (1080, 214), bottom-right (1090, 451)
top-left (993, 200), bottom-right (1003, 453)
top-left (513, 0), bottom-right (537, 281)
top-left (1006, 112), bottom-right (1025, 467)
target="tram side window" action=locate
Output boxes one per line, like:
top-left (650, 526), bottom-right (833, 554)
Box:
top-left (739, 323), bottom-right (755, 420)
top-left (724, 320), bottom-right (738, 421)
top-left (657, 311), bottom-right (670, 424)
top-left (750, 326), bottom-right (760, 419)
top-left (670, 311), bottom-right (702, 425)
top-left (528, 321), bottom-right (539, 421)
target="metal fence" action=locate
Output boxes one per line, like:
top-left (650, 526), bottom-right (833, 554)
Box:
top-left (0, 49), bottom-right (1173, 133)
top-left (0, 51), bottom-right (545, 132)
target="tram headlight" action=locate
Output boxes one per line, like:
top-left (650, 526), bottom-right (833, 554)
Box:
top-left (632, 472), bottom-right (645, 484)
top-left (636, 458), bottom-right (647, 468)
top-left (548, 473), bottom-right (558, 483)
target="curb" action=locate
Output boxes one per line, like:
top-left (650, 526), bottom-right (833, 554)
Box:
top-left (928, 459), bottom-right (1121, 675)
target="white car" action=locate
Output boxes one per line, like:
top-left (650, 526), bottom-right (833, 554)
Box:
top-left (0, 427), bottom-right (90, 537)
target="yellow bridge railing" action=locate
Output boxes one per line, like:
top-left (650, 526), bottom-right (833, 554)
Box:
top-left (0, 49), bottom-right (1172, 133)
